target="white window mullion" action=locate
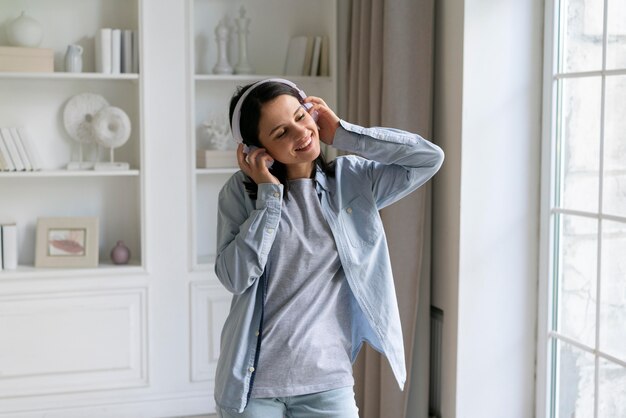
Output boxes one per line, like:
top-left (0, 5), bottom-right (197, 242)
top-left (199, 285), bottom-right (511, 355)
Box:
top-left (594, 0), bottom-right (609, 416)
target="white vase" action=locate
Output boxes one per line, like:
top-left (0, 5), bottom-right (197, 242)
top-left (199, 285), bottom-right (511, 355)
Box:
top-left (6, 11), bottom-right (43, 47)
top-left (65, 44), bottom-right (83, 72)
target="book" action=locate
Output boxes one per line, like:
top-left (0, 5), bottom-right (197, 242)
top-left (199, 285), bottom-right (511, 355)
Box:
top-left (309, 36), bottom-right (322, 76)
top-left (95, 28), bottom-right (112, 73)
top-left (132, 29), bottom-right (139, 73)
top-left (302, 36), bottom-right (315, 76)
top-left (0, 127), bottom-right (24, 171)
top-left (319, 35), bottom-right (329, 77)
top-left (0, 145), bottom-right (7, 170)
top-left (0, 130), bottom-right (14, 171)
top-left (9, 127), bottom-right (32, 171)
top-left (17, 127), bottom-right (42, 171)
top-left (111, 29), bottom-right (122, 74)
top-left (122, 29), bottom-right (133, 73)
top-left (1, 223), bottom-right (17, 270)
top-left (284, 35), bottom-right (309, 76)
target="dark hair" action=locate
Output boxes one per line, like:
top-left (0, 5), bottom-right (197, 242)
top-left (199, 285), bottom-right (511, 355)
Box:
top-left (229, 81), bottom-right (334, 200)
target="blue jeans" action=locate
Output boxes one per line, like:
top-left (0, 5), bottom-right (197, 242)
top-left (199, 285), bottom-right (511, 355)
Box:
top-left (216, 386), bottom-right (359, 418)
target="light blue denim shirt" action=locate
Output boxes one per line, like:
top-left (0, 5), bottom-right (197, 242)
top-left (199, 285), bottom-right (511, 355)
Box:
top-left (214, 120), bottom-right (444, 413)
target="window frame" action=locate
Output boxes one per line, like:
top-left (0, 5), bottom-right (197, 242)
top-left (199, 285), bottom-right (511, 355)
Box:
top-left (537, 0), bottom-right (626, 417)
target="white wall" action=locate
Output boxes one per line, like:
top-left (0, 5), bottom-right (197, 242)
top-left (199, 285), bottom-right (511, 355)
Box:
top-left (432, 0), bottom-right (543, 417)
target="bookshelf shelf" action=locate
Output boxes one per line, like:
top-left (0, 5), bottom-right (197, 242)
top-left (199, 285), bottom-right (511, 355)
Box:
top-left (0, 169), bottom-right (140, 178)
top-left (0, 72), bottom-right (139, 81)
top-left (0, 261), bottom-right (145, 281)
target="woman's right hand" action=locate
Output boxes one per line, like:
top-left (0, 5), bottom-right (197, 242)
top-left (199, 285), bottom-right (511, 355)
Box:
top-left (237, 144), bottom-right (280, 185)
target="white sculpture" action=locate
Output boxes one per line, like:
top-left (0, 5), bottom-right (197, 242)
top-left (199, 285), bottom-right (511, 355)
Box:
top-left (63, 93), bottom-right (109, 170)
top-left (234, 6), bottom-right (253, 74)
top-left (63, 93), bottom-right (131, 171)
top-left (92, 106), bottom-right (131, 171)
top-left (201, 115), bottom-right (233, 151)
top-left (213, 18), bottom-right (233, 74)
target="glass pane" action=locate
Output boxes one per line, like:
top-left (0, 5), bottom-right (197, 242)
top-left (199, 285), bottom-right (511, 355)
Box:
top-left (556, 214), bottom-right (598, 347)
top-left (557, 78), bottom-right (601, 212)
top-left (556, 341), bottom-right (595, 418)
top-left (600, 220), bottom-right (626, 360)
top-left (599, 358), bottom-right (626, 417)
top-left (559, 0), bottom-right (604, 73)
top-left (606, 0), bottom-right (626, 70)
top-left (603, 76), bottom-right (626, 217)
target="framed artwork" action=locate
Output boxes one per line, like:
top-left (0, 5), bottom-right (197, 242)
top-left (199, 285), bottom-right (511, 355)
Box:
top-left (35, 217), bottom-right (99, 268)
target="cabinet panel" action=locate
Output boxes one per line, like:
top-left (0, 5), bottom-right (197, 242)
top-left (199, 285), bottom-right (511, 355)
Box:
top-left (0, 288), bottom-right (147, 397)
top-left (190, 280), bottom-right (230, 382)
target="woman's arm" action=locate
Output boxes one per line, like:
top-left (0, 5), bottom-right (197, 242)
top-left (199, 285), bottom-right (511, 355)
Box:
top-left (333, 121), bottom-right (444, 209)
top-left (214, 173), bottom-right (283, 294)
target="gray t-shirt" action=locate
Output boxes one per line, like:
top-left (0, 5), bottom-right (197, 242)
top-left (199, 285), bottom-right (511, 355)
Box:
top-left (250, 179), bottom-right (354, 398)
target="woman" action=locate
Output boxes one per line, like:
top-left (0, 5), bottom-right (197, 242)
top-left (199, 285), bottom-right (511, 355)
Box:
top-left (214, 78), bottom-right (444, 417)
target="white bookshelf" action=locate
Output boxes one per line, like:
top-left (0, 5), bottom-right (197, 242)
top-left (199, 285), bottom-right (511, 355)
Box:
top-left (0, 0), bottom-right (144, 277)
top-left (188, 0), bottom-right (338, 270)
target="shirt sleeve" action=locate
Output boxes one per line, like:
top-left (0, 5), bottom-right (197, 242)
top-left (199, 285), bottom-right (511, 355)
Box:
top-left (214, 174), bottom-right (283, 294)
top-left (332, 120), bottom-right (445, 209)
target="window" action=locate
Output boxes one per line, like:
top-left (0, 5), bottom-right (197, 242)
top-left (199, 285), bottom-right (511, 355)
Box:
top-left (539, 0), bottom-right (626, 417)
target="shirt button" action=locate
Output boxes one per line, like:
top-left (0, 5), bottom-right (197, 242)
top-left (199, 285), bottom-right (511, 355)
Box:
top-left (346, 207), bottom-right (353, 214)
top-left (273, 192), bottom-right (280, 198)
top-left (267, 228), bottom-right (274, 234)
top-left (249, 366), bottom-right (255, 373)
top-left (255, 330), bottom-right (260, 336)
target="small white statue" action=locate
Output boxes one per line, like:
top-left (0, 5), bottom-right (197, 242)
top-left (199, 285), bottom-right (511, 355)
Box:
top-left (201, 115), bottom-right (233, 151)
top-left (234, 6), bottom-right (253, 74)
top-left (213, 17), bottom-right (233, 74)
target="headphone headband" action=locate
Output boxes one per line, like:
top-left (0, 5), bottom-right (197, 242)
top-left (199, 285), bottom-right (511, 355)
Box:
top-left (230, 78), bottom-right (307, 144)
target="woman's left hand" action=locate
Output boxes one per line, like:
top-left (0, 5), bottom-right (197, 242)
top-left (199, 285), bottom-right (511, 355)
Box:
top-left (303, 96), bottom-right (340, 145)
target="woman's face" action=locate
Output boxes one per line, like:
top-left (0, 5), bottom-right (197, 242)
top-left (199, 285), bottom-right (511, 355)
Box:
top-left (257, 94), bottom-right (320, 170)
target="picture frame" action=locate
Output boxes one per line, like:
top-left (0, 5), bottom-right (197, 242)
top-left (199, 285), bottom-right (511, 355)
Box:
top-left (35, 217), bottom-right (99, 268)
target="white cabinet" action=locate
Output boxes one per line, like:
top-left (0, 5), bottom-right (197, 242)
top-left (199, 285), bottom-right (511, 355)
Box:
top-left (0, 0), bottom-right (144, 278)
top-left (189, 0), bottom-right (338, 269)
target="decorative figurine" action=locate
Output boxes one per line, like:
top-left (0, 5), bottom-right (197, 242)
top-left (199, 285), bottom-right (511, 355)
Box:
top-left (213, 18), bottom-right (233, 74)
top-left (110, 240), bottom-right (131, 265)
top-left (63, 93), bottom-right (109, 170)
top-left (233, 6), bottom-right (253, 74)
top-left (92, 106), bottom-right (131, 171)
top-left (200, 114), bottom-right (233, 150)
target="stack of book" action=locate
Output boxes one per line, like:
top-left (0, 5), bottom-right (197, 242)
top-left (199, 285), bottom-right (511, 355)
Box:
top-left (0, 223), bottom-right (18, 271)
top-left (95, 28), bottom-right (139, 74)
top-left (0, 127), bottom-right (42, 172)
top-left (284, 35), bottom-right (330, 77)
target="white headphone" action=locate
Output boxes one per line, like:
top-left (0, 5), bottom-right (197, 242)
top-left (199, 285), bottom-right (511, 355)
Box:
top-left (230, 78), bottom-right (310, 145)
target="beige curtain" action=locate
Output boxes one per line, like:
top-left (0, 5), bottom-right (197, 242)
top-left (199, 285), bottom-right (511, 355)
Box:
top-left (338, 0), bottom-right (436, 417)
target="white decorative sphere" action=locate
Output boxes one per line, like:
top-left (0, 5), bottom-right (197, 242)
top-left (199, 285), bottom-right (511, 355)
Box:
top-left (6, 12), bottom-right (43, 47)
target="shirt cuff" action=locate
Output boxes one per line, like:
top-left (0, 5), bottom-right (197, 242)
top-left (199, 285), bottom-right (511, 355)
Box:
top-left (256, 183), bottom-right (283, 210)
